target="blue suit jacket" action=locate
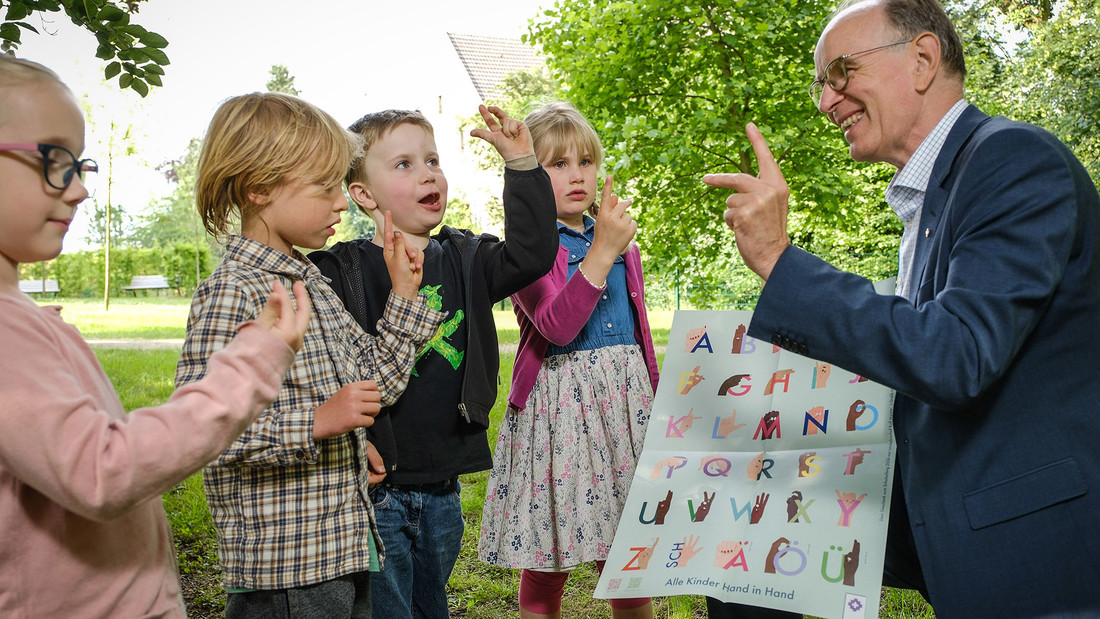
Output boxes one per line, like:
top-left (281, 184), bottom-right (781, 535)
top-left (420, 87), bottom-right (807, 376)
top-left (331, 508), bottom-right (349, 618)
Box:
top-left (749, 105), bottom-right (1100, 615)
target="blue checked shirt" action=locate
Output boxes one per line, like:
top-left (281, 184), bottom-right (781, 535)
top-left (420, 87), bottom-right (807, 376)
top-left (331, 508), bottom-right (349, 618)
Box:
top-left (886, 99), bottom-right (968, 298)
top-left (175, 235), bottom-right (444, 590)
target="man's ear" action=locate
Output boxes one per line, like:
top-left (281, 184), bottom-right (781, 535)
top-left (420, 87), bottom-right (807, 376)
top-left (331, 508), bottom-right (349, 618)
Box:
top-left (347, 181), bottom-right (378, 212)
top-left (911, 31), bottom-right (942, 92)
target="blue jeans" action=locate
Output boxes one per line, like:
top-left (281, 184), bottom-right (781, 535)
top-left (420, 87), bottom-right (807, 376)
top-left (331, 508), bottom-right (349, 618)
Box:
top-left (369, 478), bottom-right (464, 619)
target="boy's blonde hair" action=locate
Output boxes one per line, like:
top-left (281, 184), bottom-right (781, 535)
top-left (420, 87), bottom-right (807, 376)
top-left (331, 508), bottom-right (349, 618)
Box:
top-left (196, 92), bottom-right (364, 237)
top-left (344, 110), bottom-right (435, 213)
top-left (524, 102), bottom-right (605, 216)
top-left (0, 55), bottom-right (67, 127)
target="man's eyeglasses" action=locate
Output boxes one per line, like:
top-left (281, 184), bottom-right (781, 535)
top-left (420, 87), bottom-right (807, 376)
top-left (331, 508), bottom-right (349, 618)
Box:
top-left (0, 143), bottom-right (99, 190)
top-left (808, 39), bottom-right (914, 107)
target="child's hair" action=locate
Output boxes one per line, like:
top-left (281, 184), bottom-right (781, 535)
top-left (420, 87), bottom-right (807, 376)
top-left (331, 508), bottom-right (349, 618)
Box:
top-left (196, 91), bottom-right (364, 238)
top-left (344, 109), bottom-right (435, 200)
top-left (523, 102), bottom-right (605, 216)
top-left (0, 55), bottom-right (67, 125)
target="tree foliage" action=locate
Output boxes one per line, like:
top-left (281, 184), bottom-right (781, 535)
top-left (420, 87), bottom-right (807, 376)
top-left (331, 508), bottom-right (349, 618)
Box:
top-left (999, 0), bottom-right (1100, 178)
top-left (2, 0), bottom-right (170, 97)
top-left (134, 137), bottom-right (207, 249)
top-left (530, 0), bottom-right (900, 307)
top-left (266, 63), bottom-right (299, 95)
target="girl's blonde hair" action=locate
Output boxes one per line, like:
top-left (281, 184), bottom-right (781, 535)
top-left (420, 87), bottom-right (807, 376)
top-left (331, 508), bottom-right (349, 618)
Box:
top-left (196, 92), bottom-right (364, 237)
top-left (524, 101), bottom-right (605, 216)
top-left (0, 55), bottom-right (68, 127)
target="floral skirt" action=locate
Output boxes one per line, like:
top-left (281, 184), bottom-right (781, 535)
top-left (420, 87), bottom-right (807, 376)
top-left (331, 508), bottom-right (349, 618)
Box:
top-left (478, 344), bottom-right (653, 569)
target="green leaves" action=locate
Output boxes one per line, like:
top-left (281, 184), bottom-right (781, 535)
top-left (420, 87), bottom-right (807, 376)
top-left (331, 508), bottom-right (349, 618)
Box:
top-left (2, 0), bottom-right (170, 97)
top-left (531, 0), bottom-right (898, 305)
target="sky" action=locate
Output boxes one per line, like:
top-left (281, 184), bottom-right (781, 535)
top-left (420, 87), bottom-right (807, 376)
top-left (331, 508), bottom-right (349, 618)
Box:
top-left (16, 0), bottom-right (551, 244)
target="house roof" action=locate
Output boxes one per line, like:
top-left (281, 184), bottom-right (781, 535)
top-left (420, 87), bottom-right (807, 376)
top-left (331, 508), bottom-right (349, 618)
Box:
top-left (447, 33), bottom-right (542, 101)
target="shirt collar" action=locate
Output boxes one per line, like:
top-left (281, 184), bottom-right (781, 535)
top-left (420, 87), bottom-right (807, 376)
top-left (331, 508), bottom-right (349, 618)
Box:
top-left (886, 99), bottom-right (969, 220)
top-left (556, 215), bottom-right (596, 237)
top-left (226, 234), bottom-right (321, 281)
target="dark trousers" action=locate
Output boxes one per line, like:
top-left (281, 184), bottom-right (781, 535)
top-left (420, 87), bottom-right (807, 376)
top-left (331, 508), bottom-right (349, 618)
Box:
top-left (224, 571), bottom-right (371, 619)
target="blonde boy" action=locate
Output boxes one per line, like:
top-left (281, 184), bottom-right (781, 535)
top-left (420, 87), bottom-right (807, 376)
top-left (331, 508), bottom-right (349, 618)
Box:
top-left (175, 92), bottom-right (444, 617)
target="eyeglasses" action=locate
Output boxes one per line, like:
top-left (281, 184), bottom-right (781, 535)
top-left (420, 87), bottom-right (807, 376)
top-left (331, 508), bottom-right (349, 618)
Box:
top-left (0, 142), bottom-right (99, 190)
top-left (808, 39), bottom-right (914, 107)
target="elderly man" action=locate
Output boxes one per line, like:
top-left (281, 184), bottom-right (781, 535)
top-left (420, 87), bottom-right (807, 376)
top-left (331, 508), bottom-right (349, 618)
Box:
top-left (704, 0), bottom-right (1100, 617)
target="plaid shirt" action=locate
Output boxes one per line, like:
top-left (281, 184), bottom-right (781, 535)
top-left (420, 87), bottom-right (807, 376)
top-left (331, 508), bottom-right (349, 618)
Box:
top-left (175, 235), bottom-right (444, 590)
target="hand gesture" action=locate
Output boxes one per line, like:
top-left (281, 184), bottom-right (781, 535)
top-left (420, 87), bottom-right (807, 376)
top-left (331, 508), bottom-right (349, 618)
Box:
top-left (846, 399), bottom-right (867, 431)
top-left (702, 122), bottom-right (791, 281)
top-left (678, 535), bottom-right (703, 567)
top-left (469, 104), bottom-right (534, 162)
top-left (638, 538), bottom-right (660, 569)
top-left (253, 279), bottom-right (312, 353)
top-left (750, 492), bottom-right (770, 524)
top-left (714, 540), bottom-right (743, 569)
top-left (314, 379), bottom-right (382, 440)
top-left (765, 537), bottom-right (791, 574)
top-left (746, 452), bottom-right (765, 480)
top-left (650, 456), bottom-right (687, 479)
top-left (381, 211), bottom-right (424, 300)
top-left (655, 490), bottom-right (673, 524)
top-left (843, 539), bottom-right (861, 586)
top-left (684, 325), bottom-right (707, 352)
top-left (716, 409), bottom-right (746, 438)
top-left (366, 440), bottom-right (388, 486)
top-left (591, 175), bottom-right (636, 260)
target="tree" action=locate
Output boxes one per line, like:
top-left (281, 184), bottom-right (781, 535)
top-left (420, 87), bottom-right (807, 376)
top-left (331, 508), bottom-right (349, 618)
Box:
top-left (2, 0), bottom-right (170, 97)
top-left (83, 199), bottom-right (130, 247)
top-left (134, 138), bottom-right (204, 246)
top-left (459, 65), bottom-right (563, 172)
top-left (1000, 0), bottom-right (1100, 178)
top-left (266, 63), bottom-right (299, 95)
top-left (531, 0), bottom-right (901, 307)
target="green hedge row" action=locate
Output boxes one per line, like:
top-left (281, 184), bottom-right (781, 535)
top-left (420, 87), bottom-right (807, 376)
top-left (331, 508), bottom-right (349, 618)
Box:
top-left (19, 243), bottom-right (215, 297)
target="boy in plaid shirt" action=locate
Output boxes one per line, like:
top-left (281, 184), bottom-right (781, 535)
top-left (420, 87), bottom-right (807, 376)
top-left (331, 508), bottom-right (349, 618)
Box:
top-left (175, 92), bottom-right (444, 618)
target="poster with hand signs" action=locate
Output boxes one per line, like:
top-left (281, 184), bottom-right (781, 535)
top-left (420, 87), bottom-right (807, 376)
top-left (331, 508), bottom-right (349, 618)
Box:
top-left (595, 311), bottom-right (896, 619)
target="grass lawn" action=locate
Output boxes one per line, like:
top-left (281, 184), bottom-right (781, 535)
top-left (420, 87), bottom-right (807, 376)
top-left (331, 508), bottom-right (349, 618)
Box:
top-left (59, 297), bottom-right (932, 618)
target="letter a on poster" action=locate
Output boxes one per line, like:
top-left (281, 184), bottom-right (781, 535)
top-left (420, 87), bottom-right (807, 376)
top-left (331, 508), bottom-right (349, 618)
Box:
top-left (595, 310), bottom-right (896, 619)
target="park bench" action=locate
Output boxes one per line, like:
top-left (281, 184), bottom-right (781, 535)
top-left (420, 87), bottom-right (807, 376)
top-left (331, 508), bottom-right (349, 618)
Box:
top-left (121, 274), bottom-right (171, 295)
top-left (18, 279), bottom-right (60, 296)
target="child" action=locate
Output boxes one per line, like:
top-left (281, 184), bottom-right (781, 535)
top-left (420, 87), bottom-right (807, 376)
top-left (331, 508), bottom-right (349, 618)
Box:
top-left (174, 92), bottom-right (445, 617)
top-left (0, 55), bottom-right (312, 617)
top-left (308, 105), bottom-right (558, 616)
top-left (477, 102), bottom-right (660, 618)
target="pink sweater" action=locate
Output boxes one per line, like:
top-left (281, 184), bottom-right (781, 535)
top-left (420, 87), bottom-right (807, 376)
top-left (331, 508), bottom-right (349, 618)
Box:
top-left (0, 294), bottom-right (294, 618)
top-left (509, 243), bottom-right (660, 410)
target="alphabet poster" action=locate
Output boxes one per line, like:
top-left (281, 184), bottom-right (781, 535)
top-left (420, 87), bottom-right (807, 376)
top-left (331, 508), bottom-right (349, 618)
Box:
top-left (595, 311), bottom-right (896, 619)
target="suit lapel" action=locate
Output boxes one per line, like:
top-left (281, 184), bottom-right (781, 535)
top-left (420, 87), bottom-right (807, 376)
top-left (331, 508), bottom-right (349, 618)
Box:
top-left (908, 105), bottom-right (990, 303)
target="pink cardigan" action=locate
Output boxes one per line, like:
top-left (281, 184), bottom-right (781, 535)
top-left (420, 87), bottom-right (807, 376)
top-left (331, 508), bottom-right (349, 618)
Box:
top-left (0, 295), bottom-right (294, 618)
top-left (508, 243), bottom-right (659, 410)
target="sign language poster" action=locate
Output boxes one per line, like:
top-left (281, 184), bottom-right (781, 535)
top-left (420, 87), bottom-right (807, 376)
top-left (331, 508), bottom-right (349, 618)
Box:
top-left (595, 311), bottom-right (896, 619)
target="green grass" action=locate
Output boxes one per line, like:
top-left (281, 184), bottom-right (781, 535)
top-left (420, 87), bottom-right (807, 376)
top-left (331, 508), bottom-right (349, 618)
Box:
top-left (79, 299), bottom-right (931, 618)
top-left (48, 296), bottom-right (191, 339)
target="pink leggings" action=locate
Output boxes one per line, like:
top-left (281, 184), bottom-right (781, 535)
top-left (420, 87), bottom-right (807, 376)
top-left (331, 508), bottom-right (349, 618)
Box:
top-left (518, 561), bottom-right (650, 613)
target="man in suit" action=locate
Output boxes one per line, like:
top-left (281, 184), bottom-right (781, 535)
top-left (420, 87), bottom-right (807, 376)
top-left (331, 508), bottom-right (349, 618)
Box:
top-left (704, 0), bottom-right (1100, 616)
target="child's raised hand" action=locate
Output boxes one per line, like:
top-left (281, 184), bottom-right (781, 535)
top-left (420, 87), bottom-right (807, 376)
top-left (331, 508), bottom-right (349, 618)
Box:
top-left (469, 104), bottom-right (535, 163)
top-left (253, 279), bottom-right (312, 353)
top-left (381, 211), bottom-right (423, 301)
top-left (313, 379), bottom-right (382, 439)
top-left (592, 175), bottom-right (637, 259)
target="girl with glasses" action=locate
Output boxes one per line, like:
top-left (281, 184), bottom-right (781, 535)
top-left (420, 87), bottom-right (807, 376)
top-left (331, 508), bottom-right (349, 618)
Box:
top-left (0, 54), bottom-right (312, 618)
